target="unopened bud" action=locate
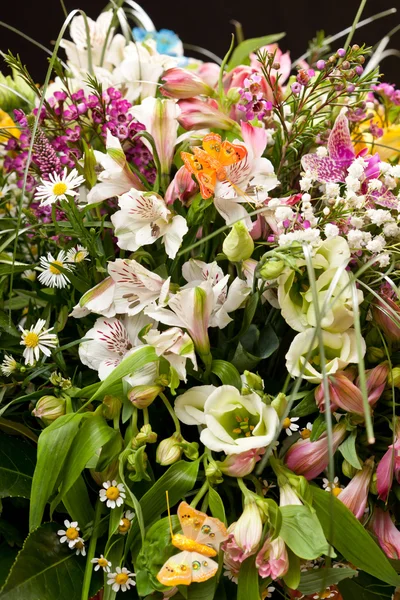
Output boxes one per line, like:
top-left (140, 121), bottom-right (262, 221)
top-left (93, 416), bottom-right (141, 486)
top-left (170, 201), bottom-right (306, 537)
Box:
top-left (156, 433), bottom-right (183, 466)
top-left (226, 87), bottom-right (241, 103)
top-left (180, 440), bottom-right (199, 461)
top-left (128, 385), bottom-right (163, 408)
top-left (90, 459), bottom-right (119, 486)
top-left (206, 459), bottom-right (223, 484)
top-left (366, 346), bottom-right (385, 363)
top-left (342, 459), bottom-right (358, 479)
top-left (132, 424), bottom-right (158, 448)
top-left (370, 472), bottom-right (378, 495)
top-left (32, 395), bottom-right (65, 426)
top-left (223, 221), bottom-right (254, 262)
top-left (272, 62), bottom-right (281, 70)
top-left (259, 258), bottom-right (285, 280)
top-left (241, 370), bottom-right (264, 392)
top-left (388, 366), bottom-right (400, 388)
top-left (102, 395), bottom-right (122, 420)
top-left (271, 393), bottom-right (287, 418)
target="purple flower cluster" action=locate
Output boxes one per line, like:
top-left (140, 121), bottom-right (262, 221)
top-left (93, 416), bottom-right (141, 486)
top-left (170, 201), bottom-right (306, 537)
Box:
top-left (238, 73), bottom-right (272, 121)
top-left (372, 83), bottom-right (400, 105)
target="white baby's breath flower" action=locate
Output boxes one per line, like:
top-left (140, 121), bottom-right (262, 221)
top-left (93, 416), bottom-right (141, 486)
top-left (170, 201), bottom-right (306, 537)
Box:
top-left (57, 520), bottom-right (81, 548)
top-left (366, 235), bottom-right (386, 254)
top-left (99, 480), bottom-right (126, 509)
top-left (20, 319), bottom-right (58, 366)
top-left (1, 354), bottom-right (17, 376)
top-left (107, 567), bottom-right (136, 592)
top-left (375, 253), bottom-right (390, 268)
top-left (324, 223), bottom-right (339, 239)
top-left (91, 555), bottom-right (111, 572)
top-left (34, 168), bottom-right (85, 206)
top-left (38, 251), bottom-right (72, 289)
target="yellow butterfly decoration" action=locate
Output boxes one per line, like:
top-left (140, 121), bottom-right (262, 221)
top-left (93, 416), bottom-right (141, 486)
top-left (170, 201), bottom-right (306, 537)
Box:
top-left (157, 496), bottom-right (228, 586)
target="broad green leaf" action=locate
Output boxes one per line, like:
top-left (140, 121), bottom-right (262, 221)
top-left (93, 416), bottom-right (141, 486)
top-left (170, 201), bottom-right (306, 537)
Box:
top-left (0, 435), bottom-right (36, 499)
top-left (0, 309), bottom-right (19, 337)
top-left (0, 543), bottom-right (18, 589)
top-left (95, 430), bottom-right (123, 472)
top-left (63, 475), bottom-right (94, 527)
top-left (291, 390), bottom-right (319, 417)
top-left (283, 548), bottom-right (301, 590)
top-left (187, 577), bottom-right (217, 600)
top-left (232, 324), bottom-right (279, 372)
top-left (119, 447), bottom-right (145, 544)
top-left (310, 414), bottom-right (327, 442)
top-left (311, 487), bottom-right (400, 587)
top-left (279, 505), bottom-right (331, 560)
top-left (231, 292), bottom-right (259, 343)
top-left (298, 566), bottom-right (358, 594)
top-left (338, 430), bottom-right (362, 470)
top-left (0, 523), bottom-right (101, 600)
top-left (91, 346), bottom-right (158, 400)
top-left (29, 414), bottom-right (83, 530)
top-left (208, 487), bottom-right (227, 525)
top-left (0, 418), bottom-right (38, 443)
top-left (237, 555), bottom-right (260, 600)
top-left (211, 360), bottom-right (242, 391)
top-left (339, 571), bottom-right (395, 600)
top-left (227, 33), bottom-right (286, 70)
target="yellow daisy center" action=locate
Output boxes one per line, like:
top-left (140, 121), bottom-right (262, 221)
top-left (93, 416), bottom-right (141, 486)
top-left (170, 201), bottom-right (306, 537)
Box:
top-left (24, 332), bottom-right (40, 348)
top-left (282, 417), bottom-right (291, 429)
top-left (332, 486), bottom-right (342, 497)
top-left (74, 251), bottom-right (85, 262)
top-left (301, 428), bottom-right (311, 439)
top-left (98, 557), bottom-right (108, 568)
top-left (52, 182), bottom-right (68, 196)
top-left (106, 486), bottom-right (120, 500)
top-left (118, 517), bottom-right (131, 533)
top-left (49, 260), bottom-right (63, 275)
top-left (115, 573), bottom-right (129, 585)
top-left (65, 527), bottom-right (79, 540)
top-left (75, 540), bottom-right (84, 550)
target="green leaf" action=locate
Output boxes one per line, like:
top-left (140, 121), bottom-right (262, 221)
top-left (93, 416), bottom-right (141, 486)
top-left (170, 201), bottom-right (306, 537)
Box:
top-left (0, 522), bottom-right (101, 600)
top-left (338, 430), bottom-right (362, 470)
top-left (211, 360), bottom-right (242, 391)
top-left (237, 555), bottom-right (260, 600)
top-left (298, 566), bottom-right (358, 594)
top-left (339, 571), bottom-right (395, 600)
top-left (0, 435), bottom-right (36, 499)
top-left (29, 414), bottom-right (83, 531)
top-left (311, 487), bottom-right (400, 587)
top-left (119, 447), bottom-right (145, 545)
top-left (90, 346), bottom-right (158, 400)
top-left (0, 543), bottom-right (18, 589)
top-left (0, 309), bottom-right (19, 337)
top-left (291, 390), bottom-right (319, 418)
top-left (283, 548), bottom-right (301, 590)
top-left (0, 417), bottom-right (38, 443)
top-left (63, 475), bottom-right (94, 527)
top-left (232, 324), bottom-right (279, 372)
top-left (231, 292), bottom-right (259, 343)
top-left (187, 577), bottom-right (217, 600)
top-left (310, 414), bottom-right (327, 442)
top-left (208, 487), bottom-right (227, 525)
top-left (279, 505), bottom-right (331, 560)
top-left (227, 33), bottom-right (286, 69)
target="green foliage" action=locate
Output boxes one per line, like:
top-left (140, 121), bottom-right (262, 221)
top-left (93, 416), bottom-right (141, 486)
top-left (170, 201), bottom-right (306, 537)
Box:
top-left (0, 435), bottom-right (35, 499)
top-left (227, 33), bottom-right (286, 69)
top-left (279, 505), bottom-right (331, 560)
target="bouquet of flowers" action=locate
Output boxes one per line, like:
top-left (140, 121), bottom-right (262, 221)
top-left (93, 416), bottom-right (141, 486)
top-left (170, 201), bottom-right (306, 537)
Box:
top-left (0, 2), bottom-right (400, 599)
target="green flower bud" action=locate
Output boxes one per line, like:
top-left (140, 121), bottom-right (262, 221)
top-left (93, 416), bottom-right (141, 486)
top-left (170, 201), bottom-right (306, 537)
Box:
top-left (102, 395), bottom-right (122, 420)
top-left (223, 221), bottom-right (254, 262)
top-left (128, 385), bottom-right (163, 408)
top-left (259, 258), bottom-right (285, 280)
top-left (271, 393), bottom-right (287, 418)
top-left (369, 471), bottom-right (378, 495)
top-left (366, 346), bottom-right (385, 363)
top-left (132, 424), bottom-right (158, 448)
top-left (32, 395), bottom-right (66, 426)
top-left (388, 366), bottom-right (400, 388)
top-left (156, 433), bottom-right (183, 466)
top-left (242, 370), bottom-right (264, 392)
top-left (205, 459), bottom-right (223, 484)
top-left (342, 459), bottom-right (358, 479)
top-left (90, 459), bottom-right (119, 486)
top-left (180, 440), bottom-right (199, 461)
top-left (226, 87), bottom-right (241, 103)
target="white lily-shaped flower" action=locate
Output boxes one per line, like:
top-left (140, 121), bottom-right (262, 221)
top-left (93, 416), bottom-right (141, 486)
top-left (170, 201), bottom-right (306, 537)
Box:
top-left (214, 122), bottom-right (279, 229)
top-left (87, 131), bottom-right (145, 204)
top-left (144, 327), bottom-right (197, 381)
top-left (78, 313), bottom-right (153, 380)
top-left (70, 276), bottom-right (116, 318)
top-left (110, 189), bottom-right (188, 258)
top-left (108, 258), bottom-right (170, 316)
top-left (130, 97), bottom-right (180, 187)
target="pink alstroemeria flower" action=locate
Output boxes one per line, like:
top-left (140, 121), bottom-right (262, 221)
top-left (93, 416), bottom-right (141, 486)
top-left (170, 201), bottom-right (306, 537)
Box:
top-left (256, 535), bottom-right (289, 580)
top-left (161, 67), bottom-right (214, 99)
top-left (284, 421), bottom-right (347, 480)
top-left (377, 436), bottom-right (400, 501)
top-left (373, 294), bottom-right (400, 342)
top-left (165, 165), bottom-right (198, 205)
top-left (178, 97), bottom-right (238, 131)
top-left (337, 456), bottom-right (374, 520)
top-left (369, 508), bottom-right (400, 559)
top-left (217, 448), bottom-right (265, 477)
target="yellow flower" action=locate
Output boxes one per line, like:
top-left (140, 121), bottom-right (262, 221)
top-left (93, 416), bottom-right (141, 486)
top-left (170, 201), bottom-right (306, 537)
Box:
top-left (353, 108), bottom-right (400, 161)
top-left (0, 108), bottom-right (20, 142)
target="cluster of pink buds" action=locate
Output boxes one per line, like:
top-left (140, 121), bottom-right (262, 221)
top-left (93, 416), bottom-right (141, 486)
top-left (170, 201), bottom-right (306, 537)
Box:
top-left (238, 73), bottom-right (272, 121)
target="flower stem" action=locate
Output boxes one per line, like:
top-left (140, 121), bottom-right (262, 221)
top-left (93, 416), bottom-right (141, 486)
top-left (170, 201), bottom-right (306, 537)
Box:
top-left (160, 391), bottom-right (181, 435)
top-left (80, 498), bottom-right (102, 600)
top-left (190, 480), bottom-right (209, 508)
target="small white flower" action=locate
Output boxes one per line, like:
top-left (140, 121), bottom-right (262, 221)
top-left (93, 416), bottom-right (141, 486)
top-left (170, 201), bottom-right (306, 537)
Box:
top-left (300, 422), bottom-right (313, 439)
top-left (22, 269), bottom-right (36, 282)
top-left (35, 168), bottom-right (85, 206)
top-left (383, 223), bottom-right (400, 238)
top-left (118, 510), bottom-right (135, 535)
top-left (366, 235), bottom-right (386, 254)
top-left (74, 538), bottom-right (86, 556)
top-left (37, 251), bottom-right (72, 289)
top-left (66, 245), bottom-right (89, 263)
top-left (322, 476), bottom-right (343, 496)
top-left (375, 253), bottom-right (390, 268)
top-left (325, 182), bottom-right (340, 198)
top-left (99, 480), bottom-right (126, 509)
top-left (0, 184), bottom-right (11, 199)
top-left (282, 416), bottom-right (300, 436)
top-left (107, 566), bottom-right (136, 592)
top-left (324, 223), bottom-right (339, 239)
top-left (57, 520), bottom-right (81, 548)
top-left (300, 176), bottom-right (313, 191)
top-left (368, 178), bottom-right (383, 191)
top-left (366, 209), bottom-right (393, 226)
top-left (261, 480), bottom-right (277, 496)
top-left (1, 354), bottom-right (17, 376)
top-left (20, 319), bottom-right (58, 366)
top-left (316, 146), bottom-right (328, 157)
top-left (347, 157), bottom-right (366, 179)
top-left (91, 555), bottom-right (111, 572)
top-left (263, 586), bottom-right (275, 599)
top-left (349, 216), bottom-right (364, 229)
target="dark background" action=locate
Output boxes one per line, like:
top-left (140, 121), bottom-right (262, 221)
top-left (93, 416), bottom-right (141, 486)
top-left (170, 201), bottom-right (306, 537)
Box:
top-left (1, 0), bottom-right (399, 84)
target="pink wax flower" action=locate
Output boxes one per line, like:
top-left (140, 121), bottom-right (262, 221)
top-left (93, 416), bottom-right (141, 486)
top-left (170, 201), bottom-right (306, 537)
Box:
top-left (217, 448), bottom-right (265, 477)
top-left (161, 67), bottom-right (214, 99)
top-left (369, 508), bottom-right (400, 559)
top-left (337, 456), bottom-right (374, 520)
top-left (376, 437), bottom-right (400, 501)
top-left (256, 535), bottom-right (289, 580)
top-left (284, 422), bottom-right (347, 480)
top-left (249, 44), bottom-right (292, 84)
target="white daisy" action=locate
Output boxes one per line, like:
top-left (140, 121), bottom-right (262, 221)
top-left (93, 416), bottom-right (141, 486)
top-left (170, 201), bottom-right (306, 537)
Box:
top-left (262, 586), bottom-right (275, 599)
top-left (118, 510), bottom-right (135, 535)
top-left (34, 168), bottom-right (85, 206)
top-left (57, 520), bottom-right (81, 548)
top-left (37, 251), bottom-right (72, 289)
top-left (1, 354), bottom-right (17, 376)
top-left (91, 555), bottom-right (111, 572)
top-left (261, 480), bottom-right (277, 496)
top-left (66, 245), bottom-right (89, 263)
top-left (322, 476), bottom-right (343, 496)
top-left (282, 416), bottom-right (300, 436)
top-left (22, 269), bottom-right (36, 282)
top-left (300, 422), bottom-right (313, 439)
top-left (0, 184), bottom-right (11, 199)
top-left (99, 480), bottom-right (126, 509)
top-left (74, 538), bottom-right (86, 556)
top-left (107, 566), bottom-right (136, 592)
top-left (20, 319), bottom-right (58, 366)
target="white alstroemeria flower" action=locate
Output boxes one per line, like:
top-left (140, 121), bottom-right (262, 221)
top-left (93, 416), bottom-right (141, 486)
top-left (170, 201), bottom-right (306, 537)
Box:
top-left (182, 259), bottom-right (225, 286)
top-left (60, 11), bottom-right (125, 71)
top-left (130, 97), bottom-right (180, 184)
top-left (99, 480), bottom-right (126, 509)
top-left (20, 319), bottom-right (58, 366)
top-left (87, 131), bottom-right (145, 204)
top-left (108, 258), bottom-right (170, 316)
top-left (214, 122), bottom-right (279, 229)
top-left (111, 189), bottom-right (188, 258)
top-left (34, 168), bottom-right (85, 206)
top-left (37, 251), bottom-right (72, 289)
top-left (107, 566), bottom-right (136, 592)
top-left (144, 327), bottom-right (197, 381)
top-left (78, 313), bottom-right (153, 380)
top-left (70, 276), bottom-right (116, 319)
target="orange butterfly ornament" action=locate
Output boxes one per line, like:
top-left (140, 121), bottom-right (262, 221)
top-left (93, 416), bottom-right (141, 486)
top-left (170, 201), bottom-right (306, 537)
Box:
top-left (157, 499), bottom-right (228, 586)
top-left (181, 133), bottom-right (247, 200)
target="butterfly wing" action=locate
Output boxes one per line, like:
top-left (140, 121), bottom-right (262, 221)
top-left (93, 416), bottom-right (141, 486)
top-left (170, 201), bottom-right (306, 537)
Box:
top-left (202, 134), bottom-right (247, 168)
top-left (220, 140), bottom-right (247, 166)
top-left (177, 502), bottom-right (207, 540)
top-left (194, 516), bottom-right (228, 551)
top-left (181, 151), bottom-right (216, 199)
top-left (157, 551), bottom-right (192, 586)
top-left (190, 552), bottom-right (219, 583)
